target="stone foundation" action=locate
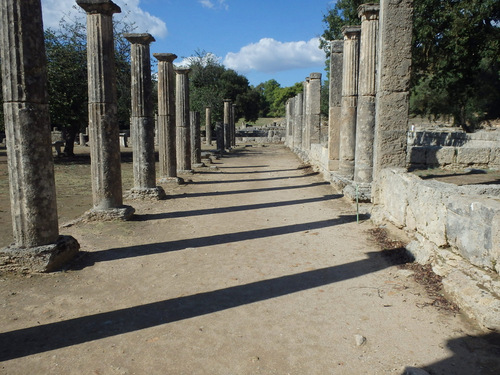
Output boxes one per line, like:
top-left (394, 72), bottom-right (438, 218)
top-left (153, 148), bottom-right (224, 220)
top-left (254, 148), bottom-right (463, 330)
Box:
top-left (0, 236), bottom-right (80, 273)
top-left (125, 187), bottom-right (166, 200)
top-left (83, 205), bottom-right (135, 222)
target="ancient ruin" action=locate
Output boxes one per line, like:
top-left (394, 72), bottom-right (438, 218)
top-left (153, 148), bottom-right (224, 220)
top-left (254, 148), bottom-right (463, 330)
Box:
top-left (175, 68), bottom-right (193, 174)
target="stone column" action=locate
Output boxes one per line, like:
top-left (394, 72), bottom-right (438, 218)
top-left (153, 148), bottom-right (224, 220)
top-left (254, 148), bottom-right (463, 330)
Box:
top-left (190, 111), bottom-right (204, 167)
top-left (285, 98), bottom-right (292, 147)
top-left (0, 0), bottom-right (79, 272)
top-left (293, 93), bottom-right (303, 153)
top-left (372, 0), bottom-right (413, 182)
top-left (215, 121), bottom-right (224, 154)
top-left (124, 33), bottom-right (165, 199)
top-left (308, 73), bottom-right (322, 146)
top-left (77, 0), bottom-right (134, 220)
top-left (231, 104), bottom-right (237, 147)
top-left (354, 5), bottom-right (380, 184)
top-left (175, 68), bottom-right (192, 174)
top-left (205, 106), bottom-right (212, 145)
top-left (223, 99), bottom-right (232, 150)
top-left (301, 78), bottom-right (309, 152)
top-left (154, 53), bottom-right (181, 184)
top-left (338, 25), bottom-right (361, 179)
top-left (328, 40), bottom-right (344, 171)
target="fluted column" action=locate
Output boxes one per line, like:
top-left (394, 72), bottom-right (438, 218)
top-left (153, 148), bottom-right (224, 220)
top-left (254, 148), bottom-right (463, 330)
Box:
top-left (124, 33), bottom-right (165, 199)
top-left (190, 111), bottom-right (204, 167)
top-left (373, 0), bottom-right (413, 183)
top-left (205, 106), bottom-right (212, 145)
top-left (154, 53), bottom-right (180, 183)
top-left (328, 40), bottom-right (344, 171)
top-left (338, 25), bottom-right (361, 179)
top-left (231, 104), bottom-right (237, 147)
top-left (77, 0), bottom-right (134, 219)
top-left (175, 68), bottom-right (192, 174)
top-left (301, 77), bottom-right (309, 152)
top-left (308, 73), bottom-right (322, 146)
top-left (354, 5), bottom-right (380, 184)
top-left (0, 0), bottom-right (79, 271)
top-left (223, 99), bottom-right (232, 150)
top-left (293, 93), bottom-right (303, 152)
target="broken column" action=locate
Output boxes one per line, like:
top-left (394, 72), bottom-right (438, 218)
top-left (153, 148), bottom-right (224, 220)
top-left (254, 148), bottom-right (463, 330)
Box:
top-left (372, 0), bottom-right (413, 183)
top-left (77, 0), bottom-right (134, 220)
top-left (154, 53), bottom-right (181, 184)
top-left (354, 4), bottom-right (379, 185)
top-left (338, 25), bottom-right (361, 179)
top-left (223, 99), bottom-right (232, 150)
top-left (205, 106), bottom-right (212, 145)
top-left (175, 68), bottom-right (192, 174)
top-left (307, 73), bottom-right (322, 146)
top-left (190, 111), bottom-right (204, 167)
top-left (328, 40), bottom-right (344, 171)
top-left (0, 0), bottom-right (79, 272)
top-left (124, 33), bottom-right (165, 199)
top-left (293, 93), bottom-right (304, 153)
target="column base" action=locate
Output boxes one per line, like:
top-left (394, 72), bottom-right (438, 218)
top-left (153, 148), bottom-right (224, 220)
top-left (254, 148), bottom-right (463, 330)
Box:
top-left (177, 169), bottom-right (194, 175)
top-left (343, 182), bottom-right (372, 203)
top-left (0, 235), bottom-right (80, 273)
top-left (125, 187), bottom-right (167, 200)
top-left (158, 176), bottom-right (185, 185)
top-left (201, 158), bottom-right (212, 165)
top-left (192, 163), bottom-right (206, 168)
top-left (83, 205), bottom-right (135, 222)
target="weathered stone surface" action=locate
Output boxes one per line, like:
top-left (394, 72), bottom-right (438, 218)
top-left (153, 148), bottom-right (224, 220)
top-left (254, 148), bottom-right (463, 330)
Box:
top-left (0, 235), bottom-right (80, 273)
top-left (190, 111), bottom-right (203, 167)
top-left (293, 93), bottom-right (303, 153)
top-left (328, 40), bottom-right (343, 170)
top-left (308, 73), bottom-right (322, 145)
top-left (205, 107), bottom-right (212, 145)
top-left (223, 99), bottom-right (232, 150)
top-left (125, 187), bottom-right (166, 200)
top-left (154, 53), bottom-right (178, 180)
top-left (456, 148), bottom-right (491, 166)
top-left (373, 0), bottom-right (413, 180)
top-left (175, 68), bottom-right (192, 173)
top-left (84, 205), bottom-right (135, 221)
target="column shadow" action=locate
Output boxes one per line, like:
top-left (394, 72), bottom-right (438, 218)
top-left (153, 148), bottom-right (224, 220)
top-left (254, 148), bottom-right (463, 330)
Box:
top-left (135, 194), bottom-right (341, 221)
top-left (189, 171), bottom-right (319, 184)
top-left (0, 248), bottom-right (406, 361)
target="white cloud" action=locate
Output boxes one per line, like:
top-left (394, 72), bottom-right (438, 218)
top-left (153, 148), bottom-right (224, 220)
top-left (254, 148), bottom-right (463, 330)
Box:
top-left (199, 0), bottom-right (229, 10)
top-left (40, 0), bottom-right (168, 39)
top-left (223, 38), bottom-right (326, 74)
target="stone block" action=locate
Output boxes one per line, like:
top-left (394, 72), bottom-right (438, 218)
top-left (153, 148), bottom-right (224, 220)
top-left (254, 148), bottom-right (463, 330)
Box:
top-left (489, 148), bottom-right (500, 167)
top-left (456, 148), bottom-right (491, 166)
top-left (374, 168), bottom-right (410, 227)
top-left (446, 195), bottom-right (500, 271)
top-left (407, 146), bottom-right (426, 165)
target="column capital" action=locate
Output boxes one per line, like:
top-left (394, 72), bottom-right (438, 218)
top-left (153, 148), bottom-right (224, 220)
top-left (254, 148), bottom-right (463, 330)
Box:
top-left (309, 72), bottom-right (322, 80)
top-left (154, 53), bottom-right (177, 63)
top-left (223, 99), bottom-right (232, 103)
top-left (175, 68), bottom-right (191, 75)
top-left (76, 0), bottom-right (121, 15)
top-left (358, 3), bottom-right (380, 21)
top-left (342, 25), bottom-right (361, 39)
top-left (123, 33), bottom-right (155, 45)
top-left (330, 40), bottom-right (344, 53)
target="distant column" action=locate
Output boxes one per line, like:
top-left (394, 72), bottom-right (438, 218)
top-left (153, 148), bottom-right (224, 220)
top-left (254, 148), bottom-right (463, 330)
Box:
top-left (124, 33), bottom-right (165, 199)
top-left (223, 99), bottom-right (232, 150)
top-left (301, 77), bottom-right (309, 152)
top-left (293, 93), bottom-right (303, 152)
top-left (77, 0), bottom-right (134, 220)
top-left (328, 40), bottom-right (344, 171)
top-left (190, 111), bottom-right (204, 167)
top-left (354, 5), bottom-right (380, 184)
top-left (338, 25), bottom-right (361, 179)
top-left (0, 0), bottom-right (79, 271)
top-left (205, 106), bottom-right (212, 145)
top-left (216, 121), bottom-right (225, 154)
top-left (231, 103), bottom-right (237, 146)
top-left (175, 68), bottom-right (192, 174)
top-left (285, 98), bottom-right (293, 147)
top-left (308, 73), bottom-right (322, 146)
top-left (372, 0), bottom-right (413, 182)
top-left (154, 53), bottom-right (180, 183)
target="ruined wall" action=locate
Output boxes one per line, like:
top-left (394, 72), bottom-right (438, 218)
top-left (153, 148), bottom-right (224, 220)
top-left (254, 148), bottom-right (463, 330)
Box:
top-left (372, 168), bottom-right (500, 330)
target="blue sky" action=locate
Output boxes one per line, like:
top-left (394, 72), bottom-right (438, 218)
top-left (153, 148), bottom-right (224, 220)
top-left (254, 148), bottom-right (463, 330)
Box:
top-left (41, 0), bottom-right (335, 87)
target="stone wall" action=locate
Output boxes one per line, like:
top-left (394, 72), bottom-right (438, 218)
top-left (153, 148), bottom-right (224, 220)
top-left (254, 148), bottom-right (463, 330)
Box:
top-left (408, 129), bottom-right (500, 169)
top-left (372, 168), bottom-right (500, 330)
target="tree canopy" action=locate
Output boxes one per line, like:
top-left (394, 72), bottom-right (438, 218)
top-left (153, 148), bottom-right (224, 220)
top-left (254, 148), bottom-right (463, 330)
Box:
top-left (321, 0), bottom-right (500, 131)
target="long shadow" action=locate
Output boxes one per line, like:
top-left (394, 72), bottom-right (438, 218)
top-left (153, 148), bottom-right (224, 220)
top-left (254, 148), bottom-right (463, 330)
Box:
top-left (216, 165), bottom-right (269, 169)
top-left (170, 181), bottom-right (329, 199)
top-left (402, 333), bottom-right (500, 375)
top-left (0, 248), bottom-right (406, 361)
top-left (134, 194), bottom-right (341, 221)
top-left (204, 167), bottom-right (311, 175)
top-left (418, 169), bottom-right (487, 179)
top-left (189, 171), bottom-right (319, 185)
top-left (72, 215), bottom-right (366, 267)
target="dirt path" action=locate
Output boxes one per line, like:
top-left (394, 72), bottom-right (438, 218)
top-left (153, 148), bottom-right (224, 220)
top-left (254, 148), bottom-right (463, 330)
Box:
top-left (0, 144), bottom-right (499, 374)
